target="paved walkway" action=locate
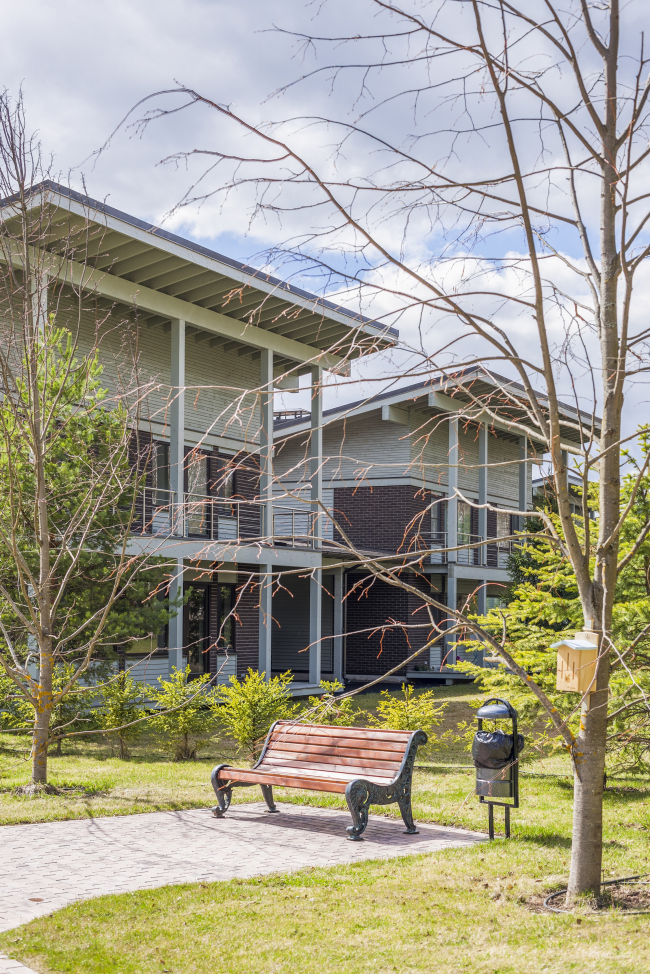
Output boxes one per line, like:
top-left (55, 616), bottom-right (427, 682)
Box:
top-left (0, 802), bottom-right (485, 973)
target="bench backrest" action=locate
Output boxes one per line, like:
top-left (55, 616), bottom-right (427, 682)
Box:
top-left (255, 720), bottom-right (418, 785)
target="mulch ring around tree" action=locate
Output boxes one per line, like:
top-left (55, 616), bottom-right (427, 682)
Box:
top-left (541, 876), bottom-right (650, 915)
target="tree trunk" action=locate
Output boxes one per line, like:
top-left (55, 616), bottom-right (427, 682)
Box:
top-left (567, 685), bottom-right (609, 899)
top-left (31, 701), bottom-right (51, 784)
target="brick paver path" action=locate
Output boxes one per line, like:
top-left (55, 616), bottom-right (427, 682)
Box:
top-left (0, 802), bottom-right (484, 973)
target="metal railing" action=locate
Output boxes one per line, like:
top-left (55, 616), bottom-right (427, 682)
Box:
top-left (415, 531), bottom-right (515, 567)
top-left (272, 507), bottom-right (316, 548)
top-left (133, 489), bottom-right (316, 548)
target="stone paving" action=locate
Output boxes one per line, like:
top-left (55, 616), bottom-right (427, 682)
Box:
top-left (0, 802), bottom-right (485, 973)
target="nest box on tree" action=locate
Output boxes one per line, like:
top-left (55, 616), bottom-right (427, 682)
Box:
top-left (552, 631), bottom-right (600, 693)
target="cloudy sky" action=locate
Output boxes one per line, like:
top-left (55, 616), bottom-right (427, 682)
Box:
top-left (3, 1), bottom-right (648, 437)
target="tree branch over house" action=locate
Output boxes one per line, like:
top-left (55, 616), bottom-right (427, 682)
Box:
top-left (125, 0), bottom-right (650, 901)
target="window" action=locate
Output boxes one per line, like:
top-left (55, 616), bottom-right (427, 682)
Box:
top-left (153, 442), bottom-right (170, 503)
top-left (457, 501), bottom-right (473, 537)
top-left (186, 452), bottom-right (208, 498)
top-left (184, 583), bottom-right (210, 674)
top-left (215, 584), bottom-right (235, 652)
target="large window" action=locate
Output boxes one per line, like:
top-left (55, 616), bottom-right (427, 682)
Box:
top-left (184, 583), bottom-right (210, 674)
top-left (214, 584), bottom-right (235, 652)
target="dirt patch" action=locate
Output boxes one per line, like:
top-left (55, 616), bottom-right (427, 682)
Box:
top-left (535, 879), bottom-right (650, 914)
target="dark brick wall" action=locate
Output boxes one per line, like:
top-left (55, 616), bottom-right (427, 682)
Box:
top-left (344, 570), bottom-right (436, 676)
top-left (333, 485), bottom-right (431, 554)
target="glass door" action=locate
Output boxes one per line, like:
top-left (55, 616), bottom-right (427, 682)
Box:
top-left (184, 583), bottom-right (210, 674)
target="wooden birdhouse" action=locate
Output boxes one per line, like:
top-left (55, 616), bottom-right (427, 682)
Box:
top-left (553, 631), bottom-right (599, 693)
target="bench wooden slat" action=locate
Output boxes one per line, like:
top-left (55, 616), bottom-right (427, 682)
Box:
top-left (261, 750), bottom-right (402, 773)
top-left (222, 769), bottom-right (350, 794)
top-left (265, 733), bottom-right (409, 755)
top-left (266, 740), bottom-right (405, 761)
top-left (271, 722), bottom-right (413, 743)
top-left (261, 757), bottom-right (396, 778)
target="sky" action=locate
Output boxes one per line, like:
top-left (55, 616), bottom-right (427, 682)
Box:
top-left (3, 0), bottom-right (649, 444)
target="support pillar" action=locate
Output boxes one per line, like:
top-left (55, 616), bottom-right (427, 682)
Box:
top-left (258, 565), bottom-right (273, 678)
top-left (478, 422), bottom-right (488, 566)
top-left (445, 569), bottom-right (457, 666)
top-left (309, 365), bottom-right (323, 687)
top-left (31, 271), bottom-right (48, 336)
top-left (518, 436), bottom-right (528, 531)
top-left (170, 319), bottom-right (186, 534)
top-left (446, 417), bottom-right (459, 666)
top-left (168, 560), bottom-right (184, 675)
top-left (310, 365), bottom-right (323, 546)
top-left (333, 570), bottom-right (344, 683)
top-left (260, 349), bottom-right (274, 541)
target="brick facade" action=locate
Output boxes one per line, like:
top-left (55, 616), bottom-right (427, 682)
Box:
top-left (344, 570), bottom-right (436, 677)
top-left (333, 485), bottom-right (432, 554)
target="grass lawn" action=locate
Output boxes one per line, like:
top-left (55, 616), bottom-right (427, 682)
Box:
top-left (1, 683), bottom-right (649, 973)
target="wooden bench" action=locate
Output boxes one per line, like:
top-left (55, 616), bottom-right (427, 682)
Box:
top-left (210, 720), bottom-right (427, 840)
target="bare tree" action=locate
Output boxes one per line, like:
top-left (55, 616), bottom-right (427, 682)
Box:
top-left (127, 0), bottom-right (650, 899)
top-left (0, 93), bottom-right (171, 790)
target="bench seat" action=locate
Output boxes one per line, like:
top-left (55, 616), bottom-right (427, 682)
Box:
top-left (210, 720), bottom-right (427, 839)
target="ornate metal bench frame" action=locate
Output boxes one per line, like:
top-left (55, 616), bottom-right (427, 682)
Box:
top-left (210, 723), bottom-right (427, 840)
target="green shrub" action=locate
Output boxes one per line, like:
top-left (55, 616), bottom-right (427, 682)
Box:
top-left (97, 671), bottom-right (146, 759)
top-left (301, 680), bottom-right (358, 726)
top-left (214, 668), bottom-right (298, 762)
top-left (368, 683), bottom-right (446, 754)
top-left (151, 666), bottom-right (217, 761)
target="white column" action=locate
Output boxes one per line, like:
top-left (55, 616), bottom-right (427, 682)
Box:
top-left (445, 571), bottom-right (457, 666)
top-left (260, 349), bottom-right (274, 541)
top-left (478, 422), bottom-right (488, 566)
top-left (333, 570), bottom-right (344, 683)
top-left (168, 560), bottom-right (184, 675)
top-left (170, 320), bottom-right (186, 530)
top-left (311, 365), bottom-right (323, 546)
top-left (309, 572), bottom-right (322, 686)
top-left (309, 366), bottom-right (323, 687)
top-left (518, 436), bottom-right (528, 530)
top-left (258, 565), bottom-right (273, 678)
top-left (447, 417), bottom-right (458, 561)
top-left (446, 416), bottom-right (459, 665)
top-left (31, 271), bottom-right (48, 336)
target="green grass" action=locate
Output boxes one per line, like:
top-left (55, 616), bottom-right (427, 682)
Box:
top-left (0, 683), bottom-right (480, 826)
top-left (2, 682), bottom-right (650, 972)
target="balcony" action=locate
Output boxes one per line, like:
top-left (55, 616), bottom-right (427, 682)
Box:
top-left (132, 488), bottom-right (317, 548)
top-left (416, 531), bottom-right (515, 568)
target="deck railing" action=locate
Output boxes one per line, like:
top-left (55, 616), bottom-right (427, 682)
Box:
top-left (132, 489), bottom-right (316, 547)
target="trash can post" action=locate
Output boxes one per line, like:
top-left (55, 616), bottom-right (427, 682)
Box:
top-left (472, 697), bottom-right (523, 840)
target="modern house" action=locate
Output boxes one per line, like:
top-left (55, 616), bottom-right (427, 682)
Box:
top-left (273, 369), bottom-right (594, 683)
top-left (5, 182), bottom-right (395, 693)
top-left (4, 183), bottom-right (596, 693)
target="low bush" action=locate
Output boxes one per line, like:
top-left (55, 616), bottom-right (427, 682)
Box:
top-left (96, 671), bottom-right (146, 759)
top-left (214, 668), bottom-right (298, 761)
top-left (150, 666), bottom-right (217, 761)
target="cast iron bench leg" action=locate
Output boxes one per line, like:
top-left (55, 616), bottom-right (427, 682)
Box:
top-left (260, 784), bottom-right (278, 812)
top-left (210, 764), bottom-right (233, 818)
top-left (345, 781), bottom-right (371, 841)
top-left (398, 795), bottom-right (419, 835)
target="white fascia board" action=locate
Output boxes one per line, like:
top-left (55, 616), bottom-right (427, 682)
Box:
top-left (381, 404), bottom-right (409, 425)
top-left (16, 244), bottom-right (345, 369)
top-left (127, 535), bottom-right (323, 568)
top-left (47, 190), bottom-right (394, 346)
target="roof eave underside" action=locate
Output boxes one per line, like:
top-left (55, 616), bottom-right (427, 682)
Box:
top-left (5, 184), bottom-right (397, 370)
top-left (275, 370), bottom-right (599, 446)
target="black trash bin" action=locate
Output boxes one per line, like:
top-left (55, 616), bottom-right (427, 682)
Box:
top-left (473, 698), bottom-right (523, 838)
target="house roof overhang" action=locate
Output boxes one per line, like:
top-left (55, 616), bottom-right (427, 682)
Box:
top-left (0, 181), bottom-right (398, 374)
top-left (274, 366), bottom-right (600, 455)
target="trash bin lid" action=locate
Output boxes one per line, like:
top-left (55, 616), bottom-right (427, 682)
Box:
top-left (476, 701), bottom-right (513, 719)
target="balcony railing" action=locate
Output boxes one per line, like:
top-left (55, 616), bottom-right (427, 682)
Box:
top-left (132, 488), bottom-right (316, 547)
top-left (414, 531), bottom-right (515, 568)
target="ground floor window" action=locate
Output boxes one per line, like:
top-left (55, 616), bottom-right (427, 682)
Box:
top-left (184, 583), bottom-right (210, 674)
top-left (214, 583), bottom-right (235, 652)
